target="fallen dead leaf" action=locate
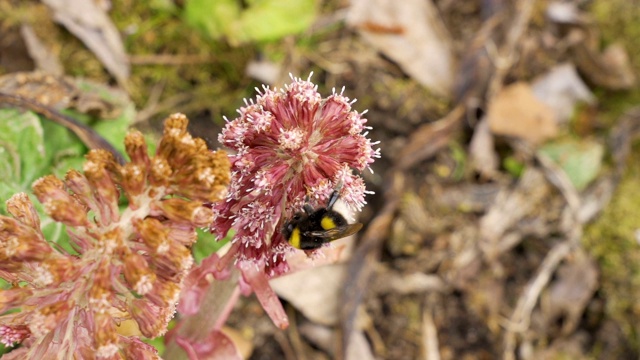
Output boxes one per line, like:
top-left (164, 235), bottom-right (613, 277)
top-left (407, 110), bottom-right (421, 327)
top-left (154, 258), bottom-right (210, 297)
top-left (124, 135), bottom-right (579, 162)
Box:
top-left (546, 1), bottom-right (590, 24)
top-left (395, 105), bottom-right (464, 170)
top-left (42, 0), bottom-right (130, 87)
top-left (376, 271), bottom-right (446, 295)
top-left (469, 118), bottom-right (499, 178)
top-left (526, 332), bottom-right (589, 360)
top-left (0, 71), bottom-right (77, 108)
top-left (531, 63), bottom-right (595, 125)
top-left (19, 24), bottom-right (63, 76)
top-left (487, 82), bottom-right (558, 145)
top-left (298, 322), bottom-right (336, 356)
top-left (0, 72), bottom-right (128, 119)
top-left (421, 304), bottom-right (441, 360)
top-left (540, 247), bottom-right (598, 335)
top-left (246, 59), bottom-right (281, 86)
top-left (609, 107), bottom-right (640, 177)
top-left (221, 326), bottom-right (254, 360)
top-left (346, 0), bottom-right (454, 96)
top-left (270, 264), bottom-right (346, 326)
top-left (479, 168), bottom-right (552, 258)
top-left (346, 330), bottom-right (376, 360)
top-left (569, 30), bottom-right (636, 90)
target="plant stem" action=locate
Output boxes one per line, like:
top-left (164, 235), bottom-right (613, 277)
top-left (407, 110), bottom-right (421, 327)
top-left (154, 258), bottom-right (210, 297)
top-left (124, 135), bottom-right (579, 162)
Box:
top-left (163, 269), bottom-right (240, 359)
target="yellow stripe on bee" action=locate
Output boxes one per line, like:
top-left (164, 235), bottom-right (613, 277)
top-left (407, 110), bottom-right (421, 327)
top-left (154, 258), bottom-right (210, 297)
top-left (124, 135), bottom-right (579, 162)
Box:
top-left (321, 216), bottom-right (336, 230)
top-left (290, 227), bottom-right (301, 249)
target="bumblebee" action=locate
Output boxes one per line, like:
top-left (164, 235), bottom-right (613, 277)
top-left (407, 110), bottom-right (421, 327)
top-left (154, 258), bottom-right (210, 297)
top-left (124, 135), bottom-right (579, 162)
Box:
top-left (283, 190), bottom-right (363, 250)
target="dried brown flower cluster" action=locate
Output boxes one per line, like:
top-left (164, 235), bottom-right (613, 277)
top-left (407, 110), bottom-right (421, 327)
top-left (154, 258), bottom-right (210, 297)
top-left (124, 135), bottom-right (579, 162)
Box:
top-left (0, 114), bottom-right (230, 359)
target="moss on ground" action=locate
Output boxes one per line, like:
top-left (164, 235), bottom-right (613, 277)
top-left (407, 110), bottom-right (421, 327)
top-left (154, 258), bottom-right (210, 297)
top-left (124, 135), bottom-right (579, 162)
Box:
top-left (584, 153), bottom-right (640, 349)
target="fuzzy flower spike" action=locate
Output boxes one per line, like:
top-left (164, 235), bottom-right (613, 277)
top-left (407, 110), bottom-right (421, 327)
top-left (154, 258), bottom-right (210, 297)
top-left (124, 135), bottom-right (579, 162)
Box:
top-left (212, 74), bottom-right (380, 328)
top-left (0, 114), bottom-right (230, 358)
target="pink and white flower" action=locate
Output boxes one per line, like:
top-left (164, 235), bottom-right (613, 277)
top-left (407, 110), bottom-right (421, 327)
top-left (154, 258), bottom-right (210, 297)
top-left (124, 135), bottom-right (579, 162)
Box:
top-left (210, 75), bottom-right (379, 328)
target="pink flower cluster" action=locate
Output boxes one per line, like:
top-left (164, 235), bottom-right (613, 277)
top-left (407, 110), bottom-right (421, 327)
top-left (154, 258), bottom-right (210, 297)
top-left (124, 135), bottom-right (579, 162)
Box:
top-left (210, 75), bottom-right (379, 328)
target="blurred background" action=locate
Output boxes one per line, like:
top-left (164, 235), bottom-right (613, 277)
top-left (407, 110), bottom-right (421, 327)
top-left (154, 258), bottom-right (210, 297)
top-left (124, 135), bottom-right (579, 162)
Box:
top-left (1, 0), bottom-right (640, 359)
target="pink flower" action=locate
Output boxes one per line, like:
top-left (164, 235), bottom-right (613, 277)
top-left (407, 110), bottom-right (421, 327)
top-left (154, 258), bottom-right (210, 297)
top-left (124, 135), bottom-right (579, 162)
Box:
top-left (0, 114), bottom-right (230, 357)
top-left (210, 75), bottom-right (379, 328)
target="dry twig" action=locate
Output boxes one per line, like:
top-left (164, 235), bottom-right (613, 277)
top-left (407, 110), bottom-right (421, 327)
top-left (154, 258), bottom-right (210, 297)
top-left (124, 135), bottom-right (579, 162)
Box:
top-left (421, 302), bottom-right (441, 360)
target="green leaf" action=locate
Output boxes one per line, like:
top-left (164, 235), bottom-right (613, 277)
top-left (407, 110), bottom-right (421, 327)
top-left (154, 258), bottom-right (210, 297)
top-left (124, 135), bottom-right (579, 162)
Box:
top-left (40, 119), bottom-right (87, 176)
top-left (41, 219), bottom-right (74, 254)
top-left (144, 335), bottom-right (166, 356)
top-left (0, 343), bottom-right (9, 357)
top-left (184, 0), bottom-right (240, 40)
top-left (538, 138), bottom-right (604, 191)
top-left (192, 228), bottom-right (233, 263)
top-left (92, 111), bottom-right (132, 159)
top-left (150, 0), bottom-right (178, 12)
top-left (0, 108), bottom-right (46, 187)
top-left (236, 0), bottom-right (317, 43)
top-left (183, 0), bottom-right (317, 44)
top-left (0, 184), bottom-right (24, 216)
top-left (48, 155), bottom-right (87, 179)
top-left (0, 80), bottom-right (135, 250)
top-left (503, 156), bottom-right (525, 178)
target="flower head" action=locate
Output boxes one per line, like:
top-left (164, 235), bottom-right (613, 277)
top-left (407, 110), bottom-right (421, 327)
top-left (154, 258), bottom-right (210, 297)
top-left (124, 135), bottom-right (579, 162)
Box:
top-left (210, 75), bottom-right (379, 327)
top-left (0, 114), bottom-right (230, 357)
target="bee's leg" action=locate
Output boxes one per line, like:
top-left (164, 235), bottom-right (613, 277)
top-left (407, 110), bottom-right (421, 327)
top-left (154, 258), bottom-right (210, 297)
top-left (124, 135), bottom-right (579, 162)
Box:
top-left (303, 204), bottom-right (314, 214)
top-left (300, 192), bottom-right (314, 214)
top-left (327, 189), bottom-right (340, 210)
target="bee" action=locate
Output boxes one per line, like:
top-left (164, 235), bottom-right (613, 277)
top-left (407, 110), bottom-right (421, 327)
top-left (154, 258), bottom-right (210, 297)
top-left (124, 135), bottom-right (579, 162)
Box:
top-left (283, 189), bottom-right (363, 250)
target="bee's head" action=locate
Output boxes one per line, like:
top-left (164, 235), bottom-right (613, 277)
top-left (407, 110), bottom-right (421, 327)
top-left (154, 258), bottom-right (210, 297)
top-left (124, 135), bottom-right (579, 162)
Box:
top-left (283, 212), bottom-right (303, 234)
top-left (283, 212), bottom-right (307, 249)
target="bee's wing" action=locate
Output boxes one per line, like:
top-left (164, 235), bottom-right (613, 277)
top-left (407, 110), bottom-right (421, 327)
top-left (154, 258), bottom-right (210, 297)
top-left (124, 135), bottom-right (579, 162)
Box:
top-left (305, 223), bottom-right (363, 242)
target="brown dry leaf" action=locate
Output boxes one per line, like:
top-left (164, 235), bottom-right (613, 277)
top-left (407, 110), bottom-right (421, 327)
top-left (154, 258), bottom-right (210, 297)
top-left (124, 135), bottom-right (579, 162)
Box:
top-left (487, 82), bottom-right (558, 145)
top-left (376, 270), bottom-right (446, 295)
top-left (596, 44), bottom-right (637, 89)
top-left (346, 330), bottom-right (376, 360)
top-left (435, 183), bottom-right (501, 213)
top-left (527, 332), bottom-right (589, 360)
top-left (71, 78), bottom-right (129, 119)
top-left (19, 24), bottom-right (63, 76)
top-left (610, 107), bottom-right (640, 177)
top-left (540, 248), bottom-right (598, 335)
top-left (41, 0), bottom-right (130, 87)
top-left (546, 0), bottom-right (635, 90)
top-left (469, 118), bottom-right (499, 178)
top-left (0, 72), bottom-right (127, 118)
top-left (270, 264), bottom-right (346, 326)
top-left (299, 323), bottom-right (336, 356)
top-left (246, 59), bottom-right (281, 86)
top-left (221, 326), bottom-right (254, 360)
top-left (0, 71), bottom-right (77, 108)
top-left (531, 63), bottom-right (595, 125)
top-left (571, 34), bottom-right (636, 90)
top-left (576, 177), bottom-right (615, 224)
top-left (395, 105), bottom-right (464, 170)
top-left (421, 305), bottom-right (441, 360)
top-left (466, 273), bottom-right (505, 333)
top-left (388, 191), bottom-right (438, 257)
top-left (479, 168), bottom-right (553, 258)
top-left (346, 0), bottom-right (454, 97)
top-left (546, 1), bottom-right (590, 24)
